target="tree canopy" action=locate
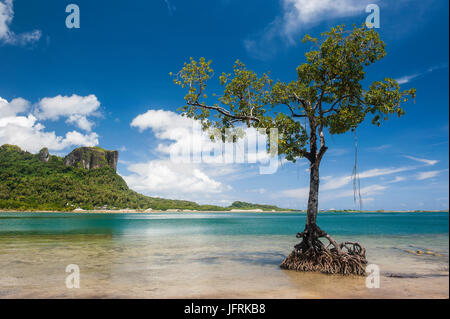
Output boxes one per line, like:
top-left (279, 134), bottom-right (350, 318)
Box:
top-left (172, 25), bottom-right (416, 163)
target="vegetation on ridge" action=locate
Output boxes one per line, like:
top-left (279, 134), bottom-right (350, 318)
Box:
top-left (0, 144), bottom-right (289, 212)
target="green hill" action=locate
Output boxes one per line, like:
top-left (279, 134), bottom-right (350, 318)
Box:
top-left (228, 201), bottom-right (285, 211)
top-left (0, 144), bottom-right (290, 212)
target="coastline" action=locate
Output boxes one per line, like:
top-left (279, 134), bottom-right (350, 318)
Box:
top-left (0, 209), bottom-right (295, 214)
top-left (0, 209), bottom-right (448, 214)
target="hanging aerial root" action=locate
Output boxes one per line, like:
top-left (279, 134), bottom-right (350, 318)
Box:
top-left (280, 230), bottom-right (367, 276)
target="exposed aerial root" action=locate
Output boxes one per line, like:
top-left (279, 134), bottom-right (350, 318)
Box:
top-left (280, 226), bottom-right (367, 276)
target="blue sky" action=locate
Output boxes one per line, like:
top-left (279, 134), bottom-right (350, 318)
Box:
top-left (0, 0), bottom-right (448, 210)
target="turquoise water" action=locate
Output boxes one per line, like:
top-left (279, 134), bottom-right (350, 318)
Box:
top-left (0, 212), bottom-right (448, 236)
top-left (0, 212), bottom-right (448, 298)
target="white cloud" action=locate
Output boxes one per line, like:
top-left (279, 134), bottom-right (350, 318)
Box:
top-left (327, 148), bottom-right (349, 156)
top-left (131, 109), bottom-right (207, 155)
top-left (279, 183), bottom-right (386, 203)
top-left (387, 176), bottom-right (406, 183)
top-left (320, 166), bottom-right (414, 191)
top-left (280, 165), bottom-right (415, 200)
top-left (36, 94), bottom-right (101, 131)
top-left (0, 0), bottom-right (41, 46)
top-left (127, 109), bottom-right (241, 198)
top-left (248, 188), bottom-right (267, 194)
top-left (396, 74), bottom-right (419, 85)
top-left (321, 175), bottom-right (352, 191)
top-left (123, 160), bottom-right (228, 197)
top-left (244, 0), bottom-right (375, 58)
top-left (357, 167), bottom-right (414, 179)
top-left (396, 64), bottom-right (449, 85)
top-left (280, 186), bottom-right (309, 199)
top-left (131, 109), bottom-right (270, 163)
top-left (0, 96), bottom-right (99, 153)
top-left (404, 155), bottom-right (438, 166)
top-left (0, 96), bottom-right (29, 117)
top-left (0, 114), bottom-right (98, 153)
top-left (281, 0), bottom-right (369, 41)
top-left (323, 184), bottom-right (386, 201)
top-left (368, 144), bottom-right (392, 151)
top-left (163, 0), bottom-right (176, 15)
top-left (63, 131), bottom-right (98, 147)
top-left (128, 109), bottom-right (274, 198)
top-left (66, 114), bottom-right (95, 131)
top-left (416, 170), bottom-right (446, 181)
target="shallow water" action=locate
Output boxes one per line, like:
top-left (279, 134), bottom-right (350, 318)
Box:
top-left (0, 212), bottom-right (448, 298)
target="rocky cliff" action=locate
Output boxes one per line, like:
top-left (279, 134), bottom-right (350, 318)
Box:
top-left (63, 147), bottom-right (118, 171)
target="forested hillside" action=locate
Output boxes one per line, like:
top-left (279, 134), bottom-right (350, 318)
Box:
top-left (0, 144), bottom-right (290, 212)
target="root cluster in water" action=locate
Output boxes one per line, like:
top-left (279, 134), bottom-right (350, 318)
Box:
top-left (280, 226), bottom-right (367, 276)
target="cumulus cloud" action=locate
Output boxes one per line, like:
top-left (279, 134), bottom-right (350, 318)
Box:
top-left (127, 109), bottom-right (261, 199)
top-left (0, 0), bottom-right (41, 46)
top-left (124, 160), bottom-right (228, 196)
top-left (0, 114), bottom-right (98, 153)
top-left (131, 109), bottom-right (208, 156)
top-left (0, 96), bottom-right (29, 117)
top-left (36, 94), bottom-right (101, 131)
top-left (131, 109), bottom-right (270, 163)
top-left (244, 0), bottom-right (375, 59)
top-left (280, 0), bottom-right (367, 41)
top-left (0, 96), bottom-right (99, 153)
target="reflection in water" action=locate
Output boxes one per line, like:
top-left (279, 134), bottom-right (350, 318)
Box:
top-left (0, 212), bottom-right (448, 298)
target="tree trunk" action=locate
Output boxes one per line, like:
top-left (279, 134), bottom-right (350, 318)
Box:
top-left (280, 125), bottom-right (368, 275)
top-left (306, 160), bottom-right (320, 229)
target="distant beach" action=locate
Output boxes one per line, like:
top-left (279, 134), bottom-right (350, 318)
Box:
top-left (0, 209), bottom-right (448, 214)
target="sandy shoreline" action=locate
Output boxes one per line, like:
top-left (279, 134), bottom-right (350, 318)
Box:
top-left (0, 209), bottom-right (448, 214)
top-left (0, 209), bottom-right (295, 214)
top-left (2, 275), bottom-right (448, 299)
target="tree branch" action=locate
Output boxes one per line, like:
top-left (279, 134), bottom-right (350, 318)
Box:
top-left (299, 149), bottom-right (314, 162)
top-left (314, 89), bottom-right (325, 111)
top-left (286, 104), bottom-right (308, 118)
top-left (317, 145), bottom-right (328, 162)
top-left (292, 93), bottom-right (309, 111)
top-left (317, 102), bottom-right (328, 162)
top-left (323, 94), bottom-right (366, 114)
top-left (187, 101), bottom-right (260, 123)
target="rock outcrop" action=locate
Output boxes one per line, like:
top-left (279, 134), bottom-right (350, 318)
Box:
top-left (63, 147), bottom-right (118, 171)
top-left (38, 148), bottom-right (50, 162)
